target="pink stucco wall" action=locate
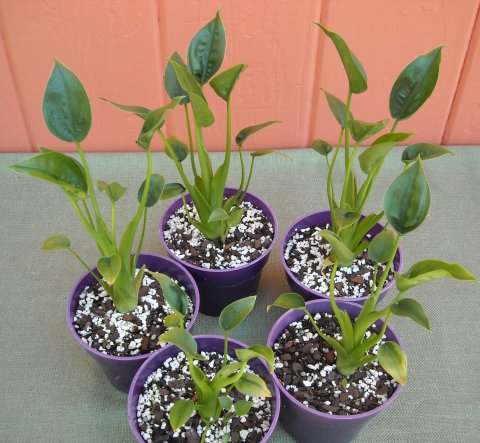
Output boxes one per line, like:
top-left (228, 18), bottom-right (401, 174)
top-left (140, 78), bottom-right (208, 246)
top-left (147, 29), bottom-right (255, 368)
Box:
top-left (1, 0), bottom-right (479, 152)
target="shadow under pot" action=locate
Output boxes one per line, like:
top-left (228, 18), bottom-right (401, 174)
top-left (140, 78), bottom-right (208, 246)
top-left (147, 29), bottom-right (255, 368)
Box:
top-left (281, 210), bottom-right (403, 304)
top-left (128, 335), bottom-right (281, 442)
top-left (159, 187), bottom-right (278, 316)
top-left (267, 299), bottom-right (404, 443)
top-left (66, 253), bottom-right (200, 392)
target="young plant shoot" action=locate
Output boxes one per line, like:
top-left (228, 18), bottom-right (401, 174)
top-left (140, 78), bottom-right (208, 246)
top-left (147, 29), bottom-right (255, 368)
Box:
top-left (269, 157), bottom-right (477, 384)
top-left (158, 296), bottom-right (274, 442)
top-left (103, 11), bottom-right (286, 244)
top-left (9, 61), bottom-right (185, 313)
top-left (311, 24), bottom-right (453, 268)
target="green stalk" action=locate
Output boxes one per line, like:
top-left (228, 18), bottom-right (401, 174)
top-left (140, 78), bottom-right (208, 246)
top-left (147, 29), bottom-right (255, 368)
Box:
top-left (329, 262), bottom-right (342, 320)
top-left (82, 200), bottom-right (94, 228)
top-left (340, 141), bottom-right (360, 207)
top-left (194, 124), bottom-right (212, 198)
top-left (68, 248), bottom-right (110, 294)
top-left (223, 334), bottom-right (229, 367)
top-left (391, 120), bottom-right (399, 133)
top-left (184, 104), bottom-right (198, 177)
top-left (327, 127), bottom-right (345, 231)
top-left (343, 90), bottom-right (353, 169)
top-left (373, 235), bottom-right (401, 302)
top-left (239, 157), bottom-right (255, 203)
top-left (182, 195), bottom-right (195, 225)
top-left (133, 208), bottom-right (148, 273)
top-left (111, 202), bottom-right (116, 248)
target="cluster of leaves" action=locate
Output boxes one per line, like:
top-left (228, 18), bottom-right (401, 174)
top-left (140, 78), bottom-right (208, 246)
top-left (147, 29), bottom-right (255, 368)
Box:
top-left (159, 296), bottom-right (274, 441)
top-left (270, 156), bottom-right (477, 384)
top-left (104, 11), bottom-right (287, 244)
top-left (311, 23), bottom-right (453, 266)
top-left (9, 61), bottom-right (184, 312)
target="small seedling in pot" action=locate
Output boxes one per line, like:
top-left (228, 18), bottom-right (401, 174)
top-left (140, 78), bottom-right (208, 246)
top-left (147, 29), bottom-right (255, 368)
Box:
top-left (103, 11), bottom-right (288, 244)
top-left (158, 296), bottom-right (274, 442)
top-left (311, 23), bottom-right (453, 268)
top-left (270, 157), bottom-right (477, 384)
top-left (9, 61), bottom-right (185, 313)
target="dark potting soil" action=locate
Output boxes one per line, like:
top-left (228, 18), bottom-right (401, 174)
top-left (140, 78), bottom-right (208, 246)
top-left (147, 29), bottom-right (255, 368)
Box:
top-left (284, 225), bottom-right (394, 298)
top-left (273, 312), bottom-right (397, 415)
top-left (137, 351), bottom-right (273, 443)
top-left (74, 271), bottom-right (194, 357)
top-left (163, 200), bottom-right (274, 270)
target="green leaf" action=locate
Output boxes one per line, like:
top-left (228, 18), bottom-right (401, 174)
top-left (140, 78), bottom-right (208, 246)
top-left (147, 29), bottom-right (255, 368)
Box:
top-left (99, 98), bottom-right (151, 119)
top-left (401, 143), bottom-right (453, 163)
top-left (9, 152), bottom-right (88, 200)
top-left (169, 399), bottom-right (195, 431)
top-left (164, 313), bottom-right (182, 328)
top-left (97, 180), bottom-right (127, 203)
top-left (187, 11), bottom-right (226, 84)
top-left (132, 265), bottom-right (146, 302)
top-left (317, 230), bottom-right (356, 266)
top-left (267, 292), bottom-right (305, 312)
top-left (351, 212), bottom-right (383, 247)
top-left (219, 296), bottom-right (256, 333)
top-left (311, 139), bottom-right (333, 156)
top-left (97, 255), bottom-right (122, 285)
top-left (332, 208), bottom-right (361, 231)
top-left (165, 136), bottom-right (189, 162)
top-left (235, 372), bottom-right (271, 397)
top-left (390, 46), bottom-right (442, 121)
top-left (358, 132), bottom-right (413, 174)
top-left (395, 260), bottom-right (477, 291)
top-left (250, 150), bottom-right (291, 160)
top-left (235, 345), bottom-right (275, 373)
top-left (41, 235), bottom-right (70, 250)
top-left (189, 92), bottom-right (215, 127)
top-left (137, 173), bottom-right (165, 207)
top-left (390, 298), bottom-right (430, 331)
top-left (218, 395), bottom-right (233, 410)
top-left (234, 400), bottom-right (253, 416)
top-left (368, 230), bottom-right (396, 264)
top-left (384, 157), bottom-right (431, 234)
top-left (235, 121), bottom-right (280, 146)
top-left (149, 272), bottom-right (190, 317)
top-left (316, 24), bottom-right (367, 94)
top-left (42, 60), bottom-right (91, 142)
top-left (164, 51), bottom-right (190, 104)
top-left (168, 59), bottom-right (206, 101)
top-left (228, 208), bottom-right (243, 227)
top-left (160, 182), bottom-right (186, 201)
top-left (210, 64), bottom-right (246, 101)
top-left (377, 341), bottom-right (407, 385)
top-left (348, 118), bottom-right (389, 143)
top-left (159, 327), bottom-right (203, 359)
top-left (321, 89), bottom-right (353, 128)
top-left (208, 208), bottom-right (229, 223)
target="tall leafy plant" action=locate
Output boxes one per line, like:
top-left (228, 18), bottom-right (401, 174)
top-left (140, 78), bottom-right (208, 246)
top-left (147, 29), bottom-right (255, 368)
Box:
top-left (104, 11), bottom-right (285, 244)
top-left (9, 61), bottom-right (184, 312)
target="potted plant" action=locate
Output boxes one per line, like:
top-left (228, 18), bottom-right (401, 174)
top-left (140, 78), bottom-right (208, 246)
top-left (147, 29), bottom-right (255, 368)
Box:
top-left (9, 60), bottom-right (200, 392)
top-left (128, 296), bottom-right (280, 442)
top-left (281, 23), bottom-right (453, 303)
top-left (104, 11), bottom-right (285, 316)
top-left (268, 156), bottom-right (477, 442)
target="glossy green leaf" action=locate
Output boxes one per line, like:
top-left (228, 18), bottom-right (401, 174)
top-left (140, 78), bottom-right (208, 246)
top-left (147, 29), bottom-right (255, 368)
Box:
top-left (235, 345), bottom-right (275, 373)
top-left (358, 132), bottom-right (413, 174)
top-left (9, 152), bottom-right (88, 199)
top-left (218, 395), bottom-right (233, 410)
top-left (41, 235), bottom-right (71, 250)
top-left (267, 292), bottom-right (306, 312)
top-left (395, 260), bottom-right (477, 291)
top-left (401, 143), bottom-right (453, 163)
top-left (164, 313), bottom-right (182, 328)
top-left (164, 51), bottom-right (190, 104)
top-left (159, 327), bottom-right (203, 359)
top-left (384, 158), bottom-right (431, 234)
top-left (235, 121), bottom-right (280, 146)
top-left (169, 399), bottom-right (195, 431)
top-left (368, 230), bottom-right (396, 264)
top-left (160, 182), bottom-right (186, 200)
top-left (97, 180), bottom-right (127, 203)
top-left (137, 173), bottom-right (165, 208)
top-left (390, 298), bottom-right (430, 331)
top-left (316, 24), bottom-right (367, 94)
top-left (97, 255), bottom-right (122, 285)
top-left (234, 400), bottom-right (253, 416)
top-left (333, 208), bottom-right (361, 231)
top-left (235, 372), bottom-right (271, 397)
top-left (390, 46), bottom-right (442, 121)
top-left (187, 11), bottom-right (226, 84)
top-left (149, 272), bottom-right (189, 317)
top-left (219, 296), bottom-right (256, 333)
top-left (42, 60), bottom-right (91, 142)
top-left (348, 118), bottom-right (389, 143)
top-left (377, 341), bottom-right (407, 385)
top-left (351, 212), bottom-right (383, 247)
top-left (311, 139), bottom-right (333, 156)
top-left (208, 208), bottom-right (229, 222)
top-left (168, 59), bottom-right (206, 101)
top-left (99, 97), bottom-right (151, 119)
top-left (210, 64), bottom-right (246, 100)
top-left (228, 208), bottom-right (243, 227)
top-left (165, 136), bottom-right (189, 162)
top-left (321, 89), bottom-right (353, 128)
top-left (317, 230), bottom-right (356, 266)
top-left (189, 92), bottom-right (215, 127)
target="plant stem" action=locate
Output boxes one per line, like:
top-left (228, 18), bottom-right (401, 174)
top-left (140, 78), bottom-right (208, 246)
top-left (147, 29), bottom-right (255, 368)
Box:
top-left (238, 144), bottom-right (245, 196)
top-left (182, 195), bottom-right (195, 225)
top-left (82, 200), bottom-right (94, 228)
top-left (371, 263), bottom-right (378, 294)
top-left (239, 157), bottom-right (255, 203)
top-left (327, 127), bottom-right (345, 229)
top-left (68, 248), bottom-right (110, 294)
top-left (133, 208), bottom-right (147, 272)
top-left (194, 123), bottom-right (212, 198)
top-left (184, 104), bottom-right (198, 177)
top-left (344, 90), bottom-right (353, 170)
top-left (340, 141), bottom-right (360, 207)
top-left (373, 235), bottom-right (401, 302)
top-left (111, 202), bottom-right (116, 248)
top-left (329, 262), bottom-right (342, 320)
top-left (391, 120), bottom-right (399, 133)
top-left (200, 422), bottom-right (209, 443)
top-left (223, 334), bottom-right (229, 367)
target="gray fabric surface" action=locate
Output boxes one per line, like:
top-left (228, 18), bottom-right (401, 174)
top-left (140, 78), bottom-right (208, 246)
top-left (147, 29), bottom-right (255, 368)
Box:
top-left (1, 147), bottom-right (479, 442)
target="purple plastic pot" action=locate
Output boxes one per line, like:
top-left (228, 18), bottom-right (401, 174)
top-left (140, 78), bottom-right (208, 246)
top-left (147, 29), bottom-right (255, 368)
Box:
top-left (128, 335), bottom-right (281, 442)
top-left (267, 299), bottom-right (404, 443)
top-left (159, 187), bottom-right (278, 316)
top-left (281, 210), bottom-right (403, 304)
top-left (66, 253), bottom-right (200, 393)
